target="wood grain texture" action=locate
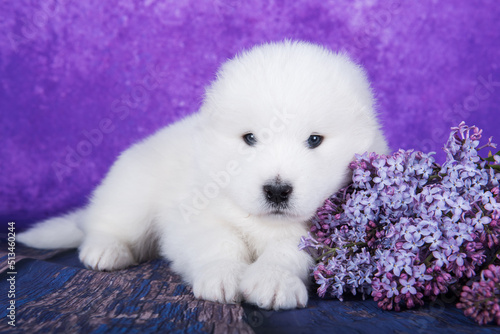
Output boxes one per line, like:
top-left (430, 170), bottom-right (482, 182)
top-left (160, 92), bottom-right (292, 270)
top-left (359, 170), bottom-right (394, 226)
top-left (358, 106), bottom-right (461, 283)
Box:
top-left (1, 238), bottom-right (499, 333)
top-left (0, 240), bottom-right (253, 333)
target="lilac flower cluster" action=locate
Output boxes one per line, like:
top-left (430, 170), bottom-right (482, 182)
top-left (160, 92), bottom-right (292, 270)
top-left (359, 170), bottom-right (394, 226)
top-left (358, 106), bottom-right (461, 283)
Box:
top-left (457, 263), bottom-right (500, 325)
top-left (299, 122), bottom-right (500, 325)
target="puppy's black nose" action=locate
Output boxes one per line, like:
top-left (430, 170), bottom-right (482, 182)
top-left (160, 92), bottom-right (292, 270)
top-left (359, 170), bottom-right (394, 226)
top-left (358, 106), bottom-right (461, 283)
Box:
top-left (263, 183), bottom-right (293, 205)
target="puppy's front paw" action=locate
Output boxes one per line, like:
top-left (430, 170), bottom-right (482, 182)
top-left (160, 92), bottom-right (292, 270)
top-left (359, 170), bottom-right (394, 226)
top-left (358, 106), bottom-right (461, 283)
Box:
top-left (240, 264), bottom-right (308, 310)
top-left (79, 235), bottom-right (137, 271)
top-left (192, 260), bottom-right (247, 304)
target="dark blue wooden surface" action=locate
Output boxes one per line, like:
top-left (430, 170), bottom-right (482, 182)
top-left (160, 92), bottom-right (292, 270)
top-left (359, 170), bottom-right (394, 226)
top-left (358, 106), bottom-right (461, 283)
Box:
top-left (1, 242), bottom-right (498, 333)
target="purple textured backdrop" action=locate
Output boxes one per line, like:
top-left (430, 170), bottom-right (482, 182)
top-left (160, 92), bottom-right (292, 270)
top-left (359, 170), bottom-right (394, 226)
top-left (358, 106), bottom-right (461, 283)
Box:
top-left (1, 0), bottom-right (499, 229)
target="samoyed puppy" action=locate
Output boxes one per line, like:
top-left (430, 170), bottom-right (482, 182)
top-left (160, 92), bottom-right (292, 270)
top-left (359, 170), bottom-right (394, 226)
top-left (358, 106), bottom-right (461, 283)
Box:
top-left (18, 40), bottom-right (389, 310)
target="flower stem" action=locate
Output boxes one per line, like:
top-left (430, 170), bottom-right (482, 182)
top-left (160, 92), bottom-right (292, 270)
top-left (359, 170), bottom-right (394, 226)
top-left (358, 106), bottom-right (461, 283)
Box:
top-left (488, 249), bottom-right (500, 265)
top-left (316, 242), bottom-right (367, 262)
top-left (424, 253), bottom-right (434, 265)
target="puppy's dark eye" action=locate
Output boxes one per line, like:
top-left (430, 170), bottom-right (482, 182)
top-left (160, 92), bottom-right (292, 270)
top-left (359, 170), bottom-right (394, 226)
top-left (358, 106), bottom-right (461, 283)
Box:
top-left (243, 133), bottom-right (257, 146)
top-left (307, 135), bottom-right (323, 149)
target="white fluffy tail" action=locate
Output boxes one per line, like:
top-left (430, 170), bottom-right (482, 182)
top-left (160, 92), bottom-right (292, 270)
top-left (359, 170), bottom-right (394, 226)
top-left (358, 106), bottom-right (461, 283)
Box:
top-left (17, 209), bottom-right (86, 249)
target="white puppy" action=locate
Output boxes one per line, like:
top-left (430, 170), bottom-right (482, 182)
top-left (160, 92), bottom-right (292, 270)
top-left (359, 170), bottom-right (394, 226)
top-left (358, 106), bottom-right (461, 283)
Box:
top-left (18, 41), bottom-right (389, 310)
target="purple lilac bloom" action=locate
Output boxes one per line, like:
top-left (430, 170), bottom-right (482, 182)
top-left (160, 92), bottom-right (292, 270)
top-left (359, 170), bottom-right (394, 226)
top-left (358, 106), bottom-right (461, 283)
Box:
top-left (299, 122), bottom-right (500, 325)
top-left (457, 264), bottom-right (500, 325)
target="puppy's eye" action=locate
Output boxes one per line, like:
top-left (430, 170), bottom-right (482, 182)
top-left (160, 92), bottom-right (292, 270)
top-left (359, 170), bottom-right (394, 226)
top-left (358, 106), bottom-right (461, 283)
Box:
top-left (307, 134), bottom-right (323, 149)
top-left (243, 133), bottom-right (257, 146)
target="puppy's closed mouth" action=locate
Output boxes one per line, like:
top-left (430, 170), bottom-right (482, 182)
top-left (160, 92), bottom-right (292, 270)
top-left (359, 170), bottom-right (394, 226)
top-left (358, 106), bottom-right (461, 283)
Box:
top-left (265, 206), bottom-right (296, 218)
top-left (264, 202), bottom-right (290, 215)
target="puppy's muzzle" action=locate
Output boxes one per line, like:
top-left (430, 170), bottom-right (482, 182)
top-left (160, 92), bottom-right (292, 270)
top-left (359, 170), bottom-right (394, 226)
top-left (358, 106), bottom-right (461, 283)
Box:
top-left (263, 183), bottom-right (293, 206)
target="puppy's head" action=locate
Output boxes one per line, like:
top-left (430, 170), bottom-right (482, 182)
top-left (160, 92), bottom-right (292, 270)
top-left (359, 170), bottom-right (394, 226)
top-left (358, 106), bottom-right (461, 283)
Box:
top-left (198, 41), bottom-right (389, 224)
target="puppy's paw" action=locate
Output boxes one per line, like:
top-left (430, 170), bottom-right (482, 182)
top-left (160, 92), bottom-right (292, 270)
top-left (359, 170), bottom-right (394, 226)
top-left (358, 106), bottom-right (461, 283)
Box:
top-left (192, 260), bottom-right (247, 304)
top-left (240, 264), bottom-right (308, 310)
top-left (79, 235), bottom-right (137, 271)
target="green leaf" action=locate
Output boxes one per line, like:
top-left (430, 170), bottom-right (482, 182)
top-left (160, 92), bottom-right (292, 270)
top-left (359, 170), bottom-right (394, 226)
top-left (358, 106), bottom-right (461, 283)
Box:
top-left (484, 150), bottom-right (500, 162)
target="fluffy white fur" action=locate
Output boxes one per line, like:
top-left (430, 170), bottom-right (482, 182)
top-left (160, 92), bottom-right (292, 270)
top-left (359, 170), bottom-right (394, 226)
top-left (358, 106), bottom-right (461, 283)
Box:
top-left (18, 41), bottom-right (389, 310)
